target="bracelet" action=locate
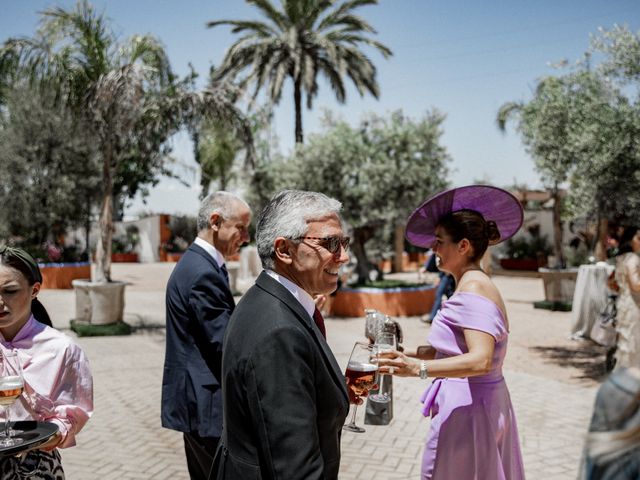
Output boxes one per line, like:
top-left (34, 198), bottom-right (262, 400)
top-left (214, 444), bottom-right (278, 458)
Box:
top-left (419, 361), bottom-right (428, 379)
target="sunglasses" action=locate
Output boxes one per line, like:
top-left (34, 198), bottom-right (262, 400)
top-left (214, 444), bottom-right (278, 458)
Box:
top-left (294, 236), bottom-right (350, 255)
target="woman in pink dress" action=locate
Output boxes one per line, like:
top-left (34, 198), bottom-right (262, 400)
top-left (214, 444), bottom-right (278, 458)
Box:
top-left (379, 185), bottom-right (526, 479)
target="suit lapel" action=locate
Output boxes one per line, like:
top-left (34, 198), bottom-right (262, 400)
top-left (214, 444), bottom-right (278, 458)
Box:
top-left (255, 272), bottom-right (349, 404)
top-left (188, 243), bottom-right (235, 306)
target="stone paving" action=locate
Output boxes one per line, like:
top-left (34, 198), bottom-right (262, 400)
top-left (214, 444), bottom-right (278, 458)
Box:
top-left (38, 263), bottom-right (601, 479)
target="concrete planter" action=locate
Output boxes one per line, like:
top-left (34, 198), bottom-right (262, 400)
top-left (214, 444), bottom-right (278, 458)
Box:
top-left (538, 268), bottom-right (579, 303)
top-left (331, 284), bottom-right (436, 317)
top-left (38, 262), bottom-right (91, 289)
top-left (71, 279), bottom-right (127, 325)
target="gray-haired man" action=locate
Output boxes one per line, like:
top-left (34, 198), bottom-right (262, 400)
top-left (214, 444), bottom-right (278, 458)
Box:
top-left (212, 190), bottom-right (350, 480)
top-left (162, 191), bottom-right (251, 480)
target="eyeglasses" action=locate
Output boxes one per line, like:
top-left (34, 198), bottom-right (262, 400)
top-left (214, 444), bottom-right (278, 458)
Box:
top-left (293, 236), bottom-right (350, 255)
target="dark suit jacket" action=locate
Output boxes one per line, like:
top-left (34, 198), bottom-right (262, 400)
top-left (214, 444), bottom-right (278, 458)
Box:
top-left (213, 272), bottom-right (349, 480)
top-left (161, 242), bottom-right (235, 438)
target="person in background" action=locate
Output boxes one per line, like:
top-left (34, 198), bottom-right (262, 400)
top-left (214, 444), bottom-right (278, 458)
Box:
top-left (0, 246), bottom-right (93, 479)
top-left (161, 191), bottom-right (251, 480)
top-left (612, 225), bottom-right (640, 369)
top-left (378, 185), bottom-right (526, 480)
top-left (579, 366), bottom-right (640, 479)
top-left (212, 190), bottom-right (350, 480)
top-left (420, 250), bottom-right (455, 323)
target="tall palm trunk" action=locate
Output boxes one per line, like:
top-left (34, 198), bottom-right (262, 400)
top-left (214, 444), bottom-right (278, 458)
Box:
top-left (94, 143), bottom-right (114, 283)
top-left (294, 77), bottom-right (303, 144)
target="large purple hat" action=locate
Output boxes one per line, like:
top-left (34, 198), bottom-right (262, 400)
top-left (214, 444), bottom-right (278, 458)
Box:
top-left (405, 185), bottom-right (524, 248)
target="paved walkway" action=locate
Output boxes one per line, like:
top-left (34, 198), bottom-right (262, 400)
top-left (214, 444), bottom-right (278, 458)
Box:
top-left (38, 263), bottom-right (603, 479)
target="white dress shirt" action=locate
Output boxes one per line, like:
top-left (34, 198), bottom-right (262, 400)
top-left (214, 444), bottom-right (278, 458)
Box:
top-left (265, 270), bottom-right (315, 319)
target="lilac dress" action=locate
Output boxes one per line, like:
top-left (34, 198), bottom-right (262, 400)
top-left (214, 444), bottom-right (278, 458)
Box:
top-left (420, 292), bottom-right (525, 479)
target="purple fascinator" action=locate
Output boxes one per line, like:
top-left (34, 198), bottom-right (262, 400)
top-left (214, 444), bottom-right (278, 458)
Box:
top-left (405, 185), bottom-right (524, 248)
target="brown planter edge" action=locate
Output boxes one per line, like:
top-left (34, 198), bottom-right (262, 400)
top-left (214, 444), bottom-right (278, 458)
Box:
top-left (331, 284), bottom-right (436, 318)
top-left (165, 252), bottom-right (184, 262)
top-left (38, 262), bottom-right (91, 289)
top-left (499, 258), bottom-right (542, 271)
top-left (111, 253), bottom-right (139, 263)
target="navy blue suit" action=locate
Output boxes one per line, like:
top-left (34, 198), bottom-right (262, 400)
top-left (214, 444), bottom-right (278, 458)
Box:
top-left (161, 242), bottom-right (235, 478)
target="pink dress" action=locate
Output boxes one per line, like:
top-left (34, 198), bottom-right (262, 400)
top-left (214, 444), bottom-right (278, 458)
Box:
top-left (420, 293), bottom-right (525, 479)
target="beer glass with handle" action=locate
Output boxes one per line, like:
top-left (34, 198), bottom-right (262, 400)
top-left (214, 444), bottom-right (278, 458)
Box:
top-left (0, 350), bottom-right (24, 447)
top-left (343, 341), bottom-right (378, 433)
top-left (369, 332), bottom-right (395, 403)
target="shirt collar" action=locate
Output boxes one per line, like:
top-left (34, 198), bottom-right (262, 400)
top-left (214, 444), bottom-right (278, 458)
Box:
top-left (0, 314), bottom-right (39, 347)
top-left (265, 270), bottom-right (315, 319)
top-left (194, 237), bottom-right (225, 269)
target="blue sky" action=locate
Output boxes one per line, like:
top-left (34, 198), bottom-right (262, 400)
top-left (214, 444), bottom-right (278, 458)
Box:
top-left (2, 0), bottom-right (639, 216)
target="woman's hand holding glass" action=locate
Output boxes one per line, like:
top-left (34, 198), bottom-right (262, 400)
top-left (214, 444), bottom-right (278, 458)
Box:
top-left (376, 349), bottom-right (421, 378)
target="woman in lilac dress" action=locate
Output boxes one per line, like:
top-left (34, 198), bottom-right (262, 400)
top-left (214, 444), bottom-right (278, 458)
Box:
top-left (379, 185), bottom-right (526, 479)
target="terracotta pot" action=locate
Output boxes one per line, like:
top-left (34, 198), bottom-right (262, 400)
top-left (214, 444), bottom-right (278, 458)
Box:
top-left (111, 253), bottom-right (139, 263)
top-left (166, 252), bottom-right (183, 262)
top-left (499, 258), bottom-right (541, 271)
top-left (38, 262), bottom-right (92, 289)
top-left (331, 284), bottom-right (436, 317)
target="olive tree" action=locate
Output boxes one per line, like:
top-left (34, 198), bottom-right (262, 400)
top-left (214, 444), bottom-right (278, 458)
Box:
top-left (250, 110), bottom-right (451, 282)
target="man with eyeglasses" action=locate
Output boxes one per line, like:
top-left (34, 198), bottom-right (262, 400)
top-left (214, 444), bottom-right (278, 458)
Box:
top-left (211, 190), bottom-right (350, 480)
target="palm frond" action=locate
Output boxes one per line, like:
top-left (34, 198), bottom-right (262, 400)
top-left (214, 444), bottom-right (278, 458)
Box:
top-left (496, 102), bottom-right (523, 132)
top-left (245, 0), bottom-right (288, 30)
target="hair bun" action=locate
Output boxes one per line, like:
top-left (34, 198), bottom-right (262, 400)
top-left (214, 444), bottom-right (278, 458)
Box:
top-left (486, 220), bottom-right (501, 244)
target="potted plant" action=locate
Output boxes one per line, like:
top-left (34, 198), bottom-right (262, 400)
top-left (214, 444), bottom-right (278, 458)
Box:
top-left (29, 242), bottom-right (91, 289)
top-left (500, 234), bottom-right (552, 271)
top-left (111, 226), bottom-right (140, 263)
top-left (162, 215), bottom-right (196, 262)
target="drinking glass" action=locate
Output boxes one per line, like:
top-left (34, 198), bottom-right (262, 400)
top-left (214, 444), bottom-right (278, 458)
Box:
top-left (0, 350), bottom-right (24, 447)
top-left (369, 332), bottom-right (395, 403)
top-left (343, 342), bottom-right (378, 433)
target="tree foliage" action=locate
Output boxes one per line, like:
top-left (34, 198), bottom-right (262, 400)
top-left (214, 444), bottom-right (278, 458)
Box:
top-left (0, 85), bottom-right (100, 251)
top-left (250, 109), bottom-right (450, 282)
top-left (208, 0), bottom-right (392, 143)
top-left (1, 0), bottom-right (253, 282)
top-left (497, 25), bottom-right (640, 262)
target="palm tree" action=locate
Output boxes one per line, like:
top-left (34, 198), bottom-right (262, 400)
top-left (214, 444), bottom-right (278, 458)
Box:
top-left (208, 0), bottom-right (392, 144)
top-left (2, 0), bottom-right (252, 283)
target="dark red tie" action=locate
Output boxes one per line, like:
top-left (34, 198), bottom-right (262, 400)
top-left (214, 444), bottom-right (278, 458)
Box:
top-left (313, 308), bottom-right (327, 339)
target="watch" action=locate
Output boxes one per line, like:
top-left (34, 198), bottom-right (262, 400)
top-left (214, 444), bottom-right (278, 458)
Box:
top-left (419, 361), bottom-right (428, 379)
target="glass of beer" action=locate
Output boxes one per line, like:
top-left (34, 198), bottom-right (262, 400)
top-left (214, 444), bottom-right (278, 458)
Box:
top-left (369, 332), bottom-right (395, 403)
top-left (0, 350), bottom-right (24, 447)
top-left (343, 341), bottom-right (378, 433)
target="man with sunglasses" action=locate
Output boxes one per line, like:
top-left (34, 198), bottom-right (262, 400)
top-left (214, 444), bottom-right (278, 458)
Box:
top-left (212, 190), bottom-right (350, 480)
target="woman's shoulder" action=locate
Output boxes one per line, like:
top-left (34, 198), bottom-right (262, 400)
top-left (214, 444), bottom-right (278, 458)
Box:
top-left (35, 324), bottom-right (85, 356)
top-left (458, 275), bottom-right (502, 304)
top-left (456, 274), bottom-right (508, 323)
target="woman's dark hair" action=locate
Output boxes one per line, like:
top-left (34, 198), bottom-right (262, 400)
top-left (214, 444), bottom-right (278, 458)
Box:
top-left (438, 209), bottom-right (501, 262)
top-left (0, 248), bottom-right (53, 327)
top-left (618, 226), bottom-right (639, 256)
